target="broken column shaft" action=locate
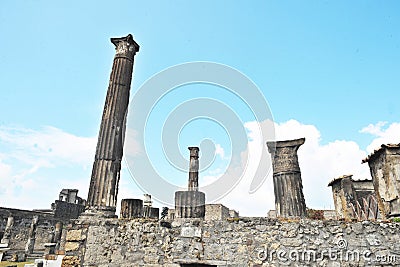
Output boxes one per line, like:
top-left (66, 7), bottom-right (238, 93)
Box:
top-left (86, 34), bottom-right (139, 217)
top-left (188, 147), bottom-right (199, 191)
top-left (0, 216), bottom-right (13, 245)
top-left (267, 138), bottom-right (307, 217)
top-left (25, 216), bottom-right (38, 254)
top-left (120, 199), bottom-right (143, 219)
top-left (175, 147), bottom-right (205, 218)
top-left (54, 222), bottom-right (63, 251)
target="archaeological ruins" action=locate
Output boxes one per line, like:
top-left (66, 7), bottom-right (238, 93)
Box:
top-left (1, 34), bottom-right (400, 266)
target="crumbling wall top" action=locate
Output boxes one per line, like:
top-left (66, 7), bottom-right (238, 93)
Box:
top-left (327, 174), bottom-right (353, 187)
top-left (362, 143), bottom-right (400, 164)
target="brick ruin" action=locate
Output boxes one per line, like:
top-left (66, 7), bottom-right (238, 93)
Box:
top-left (1, 34), bottom-right (400, 266)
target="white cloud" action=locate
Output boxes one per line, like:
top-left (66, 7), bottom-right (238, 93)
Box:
top-left (360, 121), bottom-right (400, 153)
top-left (1, 120), bottom-right (399, 217)
top-left (125, 129), bottom-right (143, 157)
top-left (206, 119), bottom-right (376, 216)
top-left (215, 143), bottom-right (225, 159)
top-left (360, 121), bottom-right (388, 136)
top-left (0, 126), bottom-right (96, 209)
top-left (0, 126), bottom-right (96, 166)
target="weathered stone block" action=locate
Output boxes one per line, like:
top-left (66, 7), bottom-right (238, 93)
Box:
top-left (181, 226), bottom-right (202, 238)
top-left (66, 229), bottom-right (83, 242)
top-left (61, 255), bottom-right (80, 267)
top-left (64, 242), bottom-right (80, 252)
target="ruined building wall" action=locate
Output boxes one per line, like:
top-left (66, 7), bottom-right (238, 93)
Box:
top-left (363, 144), bottom-right (400, 218)
top-left (0, 208), bottom-right (59, 251)
top-left (52, 200), bottom-right (85, 220)
top-left (204, 204), bottom-right (230, 221)
top-left (329, 176), bottom-right (358, 220)
top-left (329, 175), bottom-right (378, 220)
top-left (353, 180), bottom-right (375, 201)
top-left (63, 217), bottom-right (400, 267)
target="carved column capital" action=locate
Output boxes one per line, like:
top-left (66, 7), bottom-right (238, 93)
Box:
top-left (267, 138), bottom-right (305, 175)
top-left (111, 34), bottom-right (140, 59)
top-left (188, 146), bottom-right (199, 158)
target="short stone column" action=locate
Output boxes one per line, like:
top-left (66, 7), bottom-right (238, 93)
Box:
top-left (142, 194), bottom-right (159, 219)
top-left (58, 225), bottom-right (67, 252)
top-left (267, 138), bottom-right (307, 217)
top-left (175, 147), bottom-right (205, 219)
top-left (143, 206), bottom-right (160, 219)
top-left (25, 216), bottom-right (39, 254)
top-left (175, 191), bottom-right (205, 218)
top-left (54, 222), bottom-right (63, 251)
top-left (44, 226), bottom-right (56, 255)
top-left (120, 199), bottom-right (143, 219)
top-left (0, 216), bottom-right (14, 245)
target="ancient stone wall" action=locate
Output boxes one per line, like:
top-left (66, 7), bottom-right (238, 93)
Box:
top-left (204, 204), bottom-right (230, 221)
top-left (363, 144), bottom-right (400, 218)
top-left (52, 200), bottom-right (85, 220)
top-left (0, 207), bottom-right (59, 251)
top-left (63, 217), bottom-right (400, 266)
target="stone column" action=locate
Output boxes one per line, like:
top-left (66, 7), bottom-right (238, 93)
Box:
top-left (175, 147), bottom-right (205, 218)
top-left (0, 216), bottom-right (13, 245)
top-left (188, 147), bottom-right (199, 191)
top-left (86, 34), bottom-right (140, 217)
top-left (58, 226), bottom-right (67, 252)
top-left (267, 138), bottom-right (307, 217)
top-left (143, 194), bottom-right (152, 207)
top-left (120, 199), bottom-right (143, 219)
top-left (142, 194), bottom-right (159, 219)
top-left (54, 222), bottom-right (63, 251)
top-left (44, 227), bottom-right (56, 255)
top-left (143, 206), bottom-right (159, 219)
top-left (25, 216), bottom-right (38, 254)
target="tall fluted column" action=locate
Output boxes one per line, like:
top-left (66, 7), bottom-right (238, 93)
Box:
top-left (267, 138), bottom-right (307, 217)
top-left (86, 34), bottom-right (140, 217)
top-left (188, 147), bottom-right (199, 191)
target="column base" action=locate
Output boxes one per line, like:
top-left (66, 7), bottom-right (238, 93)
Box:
top-left (175, 191), bottom-right (205, 219)
top-left (81, 206), bottom-right (117, 218)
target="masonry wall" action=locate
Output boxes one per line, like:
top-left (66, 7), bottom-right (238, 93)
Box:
top-left (63, 217), bottom-right (400, 267)
top-left (366, 146), bottom-right (400, 218)
top-left (0, 207), bottom-right (59, 251)
top-left (204, 204), bottom-right (230, 221)
top-left (52, 200), bottom-right (85, 220)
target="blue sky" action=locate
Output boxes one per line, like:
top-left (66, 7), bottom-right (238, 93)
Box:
top-left (1, 1), bottom-right (399, 215)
